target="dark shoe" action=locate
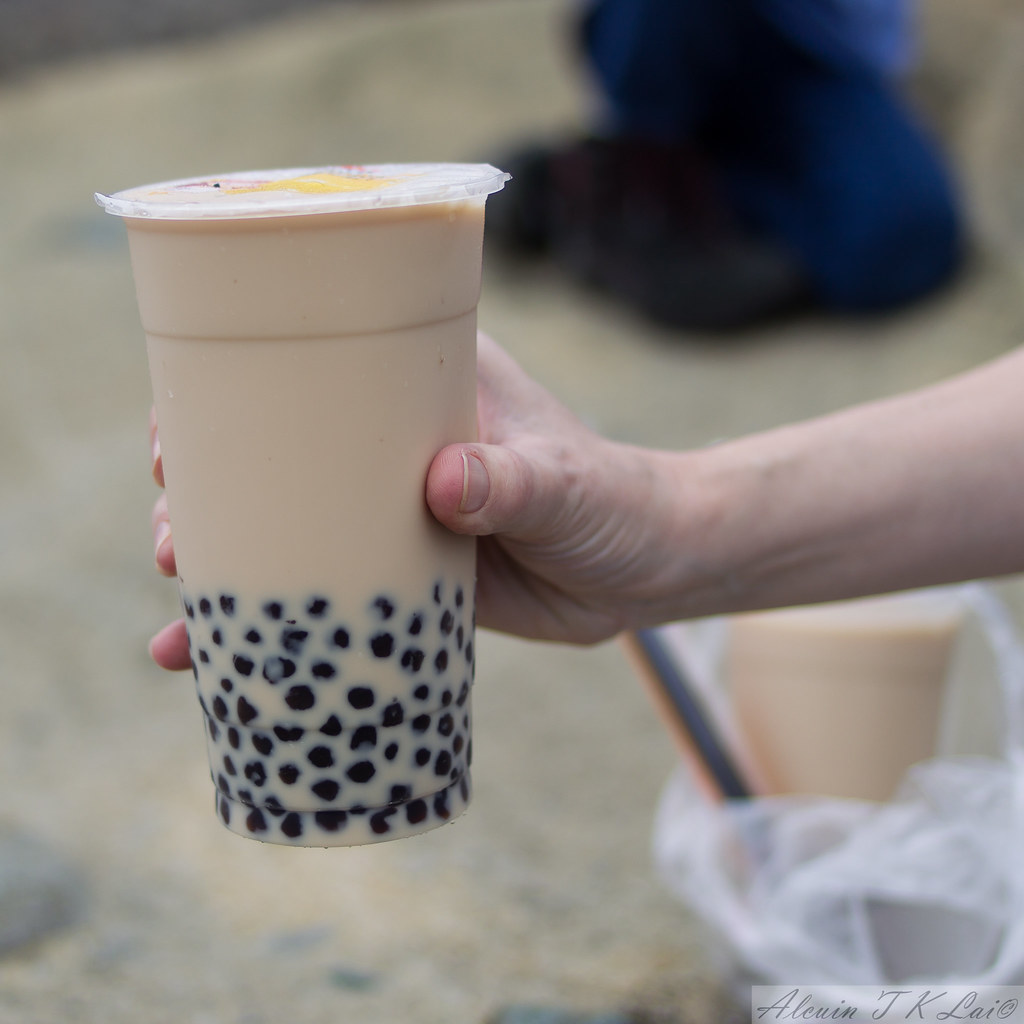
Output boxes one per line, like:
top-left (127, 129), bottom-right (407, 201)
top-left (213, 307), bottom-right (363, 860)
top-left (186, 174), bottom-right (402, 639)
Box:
top-left (487, 137), bottom-right (810, 332)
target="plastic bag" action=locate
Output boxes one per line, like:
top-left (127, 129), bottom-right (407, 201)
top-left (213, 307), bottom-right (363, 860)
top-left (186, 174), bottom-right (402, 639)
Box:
top-left (651, 584), bottom-right (1024, 987)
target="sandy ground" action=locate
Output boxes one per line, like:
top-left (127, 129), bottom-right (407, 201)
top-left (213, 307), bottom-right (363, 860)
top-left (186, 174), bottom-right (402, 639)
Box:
top-left (1, 1), bottom-right (1024, 1021)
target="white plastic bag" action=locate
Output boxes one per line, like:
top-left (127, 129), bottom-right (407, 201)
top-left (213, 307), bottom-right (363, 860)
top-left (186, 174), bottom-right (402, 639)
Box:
top-left (651, 584), bottom-right (1024, 988)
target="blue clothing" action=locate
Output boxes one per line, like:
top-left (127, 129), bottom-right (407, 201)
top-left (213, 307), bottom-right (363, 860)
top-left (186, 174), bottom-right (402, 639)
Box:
top-left (580, 0), bottom-right (962, 310)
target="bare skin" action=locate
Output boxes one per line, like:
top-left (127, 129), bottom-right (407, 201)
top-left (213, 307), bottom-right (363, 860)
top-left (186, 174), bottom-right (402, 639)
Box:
top-left (149, 331), bottom-right (1024, 670)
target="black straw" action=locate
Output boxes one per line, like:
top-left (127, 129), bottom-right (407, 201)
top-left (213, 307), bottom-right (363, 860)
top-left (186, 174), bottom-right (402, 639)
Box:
top-left (634, 627), bottom-right (752, 800)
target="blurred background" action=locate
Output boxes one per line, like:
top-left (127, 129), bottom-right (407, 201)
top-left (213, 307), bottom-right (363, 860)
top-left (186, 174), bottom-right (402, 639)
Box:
top-left (1, 0), bottom-right (1023, 1021)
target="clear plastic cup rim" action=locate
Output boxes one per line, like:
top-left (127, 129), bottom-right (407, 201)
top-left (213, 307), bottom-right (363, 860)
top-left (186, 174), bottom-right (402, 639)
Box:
top-left (95, 163), bottom-right (510, 221)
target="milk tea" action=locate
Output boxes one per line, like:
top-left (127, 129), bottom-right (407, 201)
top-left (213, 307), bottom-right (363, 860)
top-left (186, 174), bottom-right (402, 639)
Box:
top-left (97, 166), bottom-right (508, 846)
top-left (726, 591), bottom-right (963, 801)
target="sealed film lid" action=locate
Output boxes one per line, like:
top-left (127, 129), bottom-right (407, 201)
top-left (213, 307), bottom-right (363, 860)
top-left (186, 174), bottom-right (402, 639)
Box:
top-left (95, 163), bottom-right (510, 220)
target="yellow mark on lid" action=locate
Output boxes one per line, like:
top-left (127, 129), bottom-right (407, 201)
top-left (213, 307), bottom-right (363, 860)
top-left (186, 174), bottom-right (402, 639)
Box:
top-left (225, 172), bottom-right (396, 195)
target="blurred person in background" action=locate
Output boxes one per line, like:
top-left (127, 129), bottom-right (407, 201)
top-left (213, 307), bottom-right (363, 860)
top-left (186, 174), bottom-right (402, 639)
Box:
top-left (488, 0), bottom-right (964, 331)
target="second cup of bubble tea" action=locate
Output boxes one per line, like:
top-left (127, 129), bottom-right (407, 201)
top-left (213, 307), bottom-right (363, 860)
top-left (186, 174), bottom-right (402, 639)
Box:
top-left (97, 164), bottom-right (509, 846)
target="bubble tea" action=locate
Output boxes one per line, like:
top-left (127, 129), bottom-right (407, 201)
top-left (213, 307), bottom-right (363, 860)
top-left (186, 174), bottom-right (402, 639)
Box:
top-left (97, 165), bottom-right (508, 846)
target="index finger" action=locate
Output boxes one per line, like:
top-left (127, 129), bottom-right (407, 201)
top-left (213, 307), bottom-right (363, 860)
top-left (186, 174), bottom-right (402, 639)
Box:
top-left (150, 406), bottom-right (164, 488)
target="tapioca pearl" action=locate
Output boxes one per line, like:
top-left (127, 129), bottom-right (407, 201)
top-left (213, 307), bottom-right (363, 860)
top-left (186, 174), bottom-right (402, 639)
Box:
top-left (252, 733), bottom-right (274, 756)
top-left (440, 610), bottom-right (455, 637)
top-left (199, 597), bottom-right (213, 617)
top-left (227, 727), bottom-right (241, 750)
top-left (184, 599), bottom-right (195, 619)
top-left (281, 813), bottom-right (303, 839)
top-left (236, 787), bottom-right (254, 805)
top-left (441, 689), bottom-right (453, 707)
top-left (262, 657), bottom-right (296, 683)
top-left (212, 696), bottom-right (229, 721)
top-left (315, 810), bottom-right (347, 832)
top-left (280, 628), bottom-right (308, 655)
top-left (198, 649), bottom-right (210, 665)
top-left (453, 734), bottom-right (464, 755)
top-left (244, 761), bottom-right (267, 787)
top-left (400, 648), bottom-right (425, 673)
top-left (407, 613), bottom-right (423, 636)
top-left (318, 715), bottom-right (342, 737)
top-left (389, 784), bottom-right (412, 804)
top-left (437, 713), bottom-right (454, 738)
top-left (347, 686), bottom-right (375, 710)
top-left (384, 742), bottom-right (399, 762)
top-left (212, 628), bottom-right (223, 647)
top-left (406, 799), bottom-right (428, 825)
top-left (414, 684), bottom-right (430, 702)
top-left (456, 625), bottom-right (464, 650)
top-left (311, 779), bottom-right (340, 801)
top-left (435, 751), bottom-right (452, 777)
top-left (467, 738), bottom-right (473, 765)
top-left (350, 725), bottom-right (377, 751)
top-left (216, 774), bottom-right (230, 795)
top-left (246, 808), bottom-right (268, 833)
top-left (370, 633), bottom-right (395, 658)
top-left (223, 754), bottom-right (237, 776)
top-left (207, 719), bottom-right (220, 742)
top-left (237, 696), bottom-right (259, 725)
top-left (219, 795), bottom-right (231, 825)
top-left (307, 745), bottom-right (334, 768)
top-left (191, 659), bottom-right (199, 682)
top-left (370, 808), bottom-right (397, 835)
top-left (456, 680), bottom-right (470, 707)
top-left (285, 685), bottom-right (315, 711)
top-left (381, 701), bottom-right (404, 728)
top-left (414, 748), bottom-right (431, 767)
top-left (311, 661), bottom-right (336, 680)
top-left (434, 789), bottom-right (451, 820)
top-left (274, 725), bottom-right (305, 742)
top-left (331, 627), bottom-right (350, 650)
top-left (263, 601), bottom-right (284, 621)
top-left (220, 677), bottom-right (233, 694)
top-left (219, 595), bottom-right (236, 616)
top-left (432, 582), bottom-right (442, 605)
top-left (455, 586), bottom-right (465, 608)
top-left (245, 628), bottom-right (262, 644)
top-left (307, 597), bottom-right (330, 617)
top-left (411, 714), bottom-right (430, 734)
top-left (346, 761), bottom-right (376, 784)
top-left (264, 796), bottom-right (286, 816)
top-left (434, 649), bottom-right (449, 673)
top-left (197, 692), bottom-right (209, 715)
top-left (459, 776), bottom-right (470, 802)
top-left (372, 596), bottom-right (395, 620)
top-left (233, 654), bottom-right (255, 677)
top-left (278, 763), bottom-right (301, 785)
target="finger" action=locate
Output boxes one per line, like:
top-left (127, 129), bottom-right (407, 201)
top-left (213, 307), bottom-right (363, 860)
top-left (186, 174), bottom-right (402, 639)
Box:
top-left (425, 440), bottom-right (570, 542)
top-left (150, 406), bottom-right (164, 487)
top-left (148, 618), bottom-right (192, 671)
top-left (151, 492), bottom-right (176, 577)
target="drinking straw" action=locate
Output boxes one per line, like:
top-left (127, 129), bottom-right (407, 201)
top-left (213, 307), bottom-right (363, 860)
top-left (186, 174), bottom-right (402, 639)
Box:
top-left (625, 627), bottom-right (753, 801)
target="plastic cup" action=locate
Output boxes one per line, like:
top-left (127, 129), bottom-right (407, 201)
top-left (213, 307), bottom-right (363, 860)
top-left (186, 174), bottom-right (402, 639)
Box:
top-left (725, 591), bottom-right (964, 801)
top-left (97, 165), bottom-right (508, 846)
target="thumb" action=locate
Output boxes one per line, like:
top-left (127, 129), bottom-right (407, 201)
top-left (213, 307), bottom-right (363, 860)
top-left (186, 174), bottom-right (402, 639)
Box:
top-left (426, 442), bottom-right (558, 540)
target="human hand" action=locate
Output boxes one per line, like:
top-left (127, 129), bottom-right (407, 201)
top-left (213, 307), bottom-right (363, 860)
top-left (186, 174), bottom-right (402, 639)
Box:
top-left (147, 332), bottom-right (687, 668)
top-left (148, 406), bottom-right (192, 670)
top-left (423, 332), bottom-right (686, 643)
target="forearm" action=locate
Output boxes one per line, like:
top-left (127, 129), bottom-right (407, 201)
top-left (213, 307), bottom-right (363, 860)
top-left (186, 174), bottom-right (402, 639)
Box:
top-left (652, 347), bottom-right (1024, 619)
